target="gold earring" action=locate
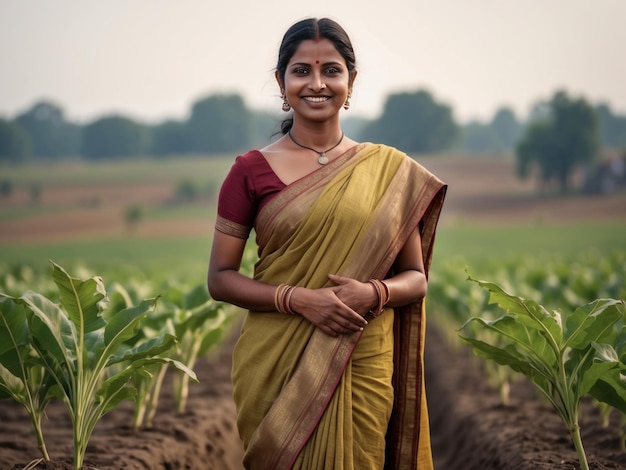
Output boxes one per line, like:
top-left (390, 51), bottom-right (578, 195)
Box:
top-left (282, 95), bottom-right (291, 112)
top-left (343, 95), bottom-right (351, 111)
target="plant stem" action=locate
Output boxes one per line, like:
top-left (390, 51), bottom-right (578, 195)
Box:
top-left (569, 422), bottom-right (589, 470)
top-left (31, 413), bottom-right (50, 461)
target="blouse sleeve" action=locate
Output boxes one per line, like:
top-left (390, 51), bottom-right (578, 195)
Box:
top-left (215, 155), bottom-right (257, 239)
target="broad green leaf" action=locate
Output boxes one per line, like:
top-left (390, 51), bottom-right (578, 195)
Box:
top-left (587, 345), bottom-right (626, 413)
top-left (0, 361), bottom-right (26, 400)
top-left (18, 292), bottom-right (76, 380)
top-left (103, 298), bottom-right (158, 348)
top-left (51, 261), bottom-right (107, 334)
top-left (460, 315), bottom-right (558, 368)
top-left (468, 276), bottom-right (563, 345)
top-left (107, 334), bottom-right (178, 366)
top-left (0, 296), bottom-right (30, 356)
top-left (183, 284), bottom-right (211, 309)
top-left (564, 299), bottom-right (625, 349)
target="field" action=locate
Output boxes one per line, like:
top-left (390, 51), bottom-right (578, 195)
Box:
top-left (0, 154), bottom-right (625, 469)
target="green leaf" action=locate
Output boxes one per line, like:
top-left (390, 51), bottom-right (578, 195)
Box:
top-left (582, 342), bottom-right (626, 413)
top-left (564, 299), bottom-right (625, 349)
top-left (103, 298), bottom-right (158, 349)
top-left (51, 260), bottom-right (108, 334)
top-left (468, 276), bottom-right (563, 346)
top-left (107, 334), bottom-right (178, 366)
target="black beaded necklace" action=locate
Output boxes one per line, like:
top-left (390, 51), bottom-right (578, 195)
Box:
top-left (288, 131), bottom-right (344, 165)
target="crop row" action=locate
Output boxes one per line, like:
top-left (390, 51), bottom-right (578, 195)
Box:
top-left (428, 251), bottom-right (626, 470)
top-left (0, 261), bottom-right (238, 469)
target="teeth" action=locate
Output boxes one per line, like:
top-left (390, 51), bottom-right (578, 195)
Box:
top-left (304, 97), bottom-right (329, 102)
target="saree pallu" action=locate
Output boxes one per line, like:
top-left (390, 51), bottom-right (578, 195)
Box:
top-left (228, 143), bottom-right (446, 469)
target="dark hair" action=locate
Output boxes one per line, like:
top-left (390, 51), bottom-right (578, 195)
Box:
top-left (277, 18), bottom-right (357, 134)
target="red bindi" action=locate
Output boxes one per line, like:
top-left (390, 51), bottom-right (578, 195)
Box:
top-left (315, 60), bottom-right (319, 64)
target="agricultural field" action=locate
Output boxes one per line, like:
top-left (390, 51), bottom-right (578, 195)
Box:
top-left (0, 153), bottom-right (625, 469)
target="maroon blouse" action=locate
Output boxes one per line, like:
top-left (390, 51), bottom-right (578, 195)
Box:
top-left (217, 150), bottom-right (286, 238)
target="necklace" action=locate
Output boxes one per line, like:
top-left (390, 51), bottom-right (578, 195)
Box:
top-left (288, 131), bottom-right (344, 165)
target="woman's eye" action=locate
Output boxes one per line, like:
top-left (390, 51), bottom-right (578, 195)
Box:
top-left (293, 68), bottom-right (309, 75)
top-left (325, 67), bottom-right (340, 74)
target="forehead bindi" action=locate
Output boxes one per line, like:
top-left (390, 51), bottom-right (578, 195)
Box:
top-left (289, 39), bottom-right (345, 67)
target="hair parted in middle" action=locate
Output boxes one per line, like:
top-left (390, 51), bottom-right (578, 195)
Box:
top-left (276, 18), bottom-right (357, 134)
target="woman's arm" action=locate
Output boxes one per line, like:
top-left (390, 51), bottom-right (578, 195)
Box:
top-left (207, 230), bottom-right (368, 336)
top-left (207, 230), bottom-right (276, 311)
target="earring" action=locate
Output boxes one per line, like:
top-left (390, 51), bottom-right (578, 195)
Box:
top-left (281, 94), bottom-right (291, 112)
top-left (343, 95), bottom-right (351, 111)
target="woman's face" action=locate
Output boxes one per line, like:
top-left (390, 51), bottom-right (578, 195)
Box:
top-left (278, 38), bottom-right (355, 124)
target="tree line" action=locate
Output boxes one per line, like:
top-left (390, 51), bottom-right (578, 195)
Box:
top-left (1, 88), bottom-right (625, 193)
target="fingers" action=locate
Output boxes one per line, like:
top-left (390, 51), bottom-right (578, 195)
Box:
top-left (327, 273), bottom-right (349, 285)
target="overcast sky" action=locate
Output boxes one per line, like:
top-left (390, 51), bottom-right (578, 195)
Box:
top-left (1, 0), bottom-right (625, 124)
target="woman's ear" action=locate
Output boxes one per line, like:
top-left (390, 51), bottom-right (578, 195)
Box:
top-left (275, 70), bottom-right (284, 93)
top-left (349, 69), bottom-right (358, 89)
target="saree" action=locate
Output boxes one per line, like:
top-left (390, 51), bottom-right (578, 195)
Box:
top-left (223, 143), bottom-right (446, 469)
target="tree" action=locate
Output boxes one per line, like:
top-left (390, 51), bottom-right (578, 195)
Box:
top-left (516, 90), bottom-right (599, 193)
top-left (185, 93), bottom-right (251, 154)
top-left (14, 101), bottom-right (79, 159)
top-left (459, 121), bottom-right (499, 154)
top-left (0, 118), bottom-right (32, 163)
top-left (149, 119), bottom-right (188, 156)
top-left (81, 115), bottom-right (148, 159)
top-left (359, 90), bottom-right (458, 153)
top-left (489, 107), bottom-right (522, 151)
top-left (595, 103), bottom-right (626, 150)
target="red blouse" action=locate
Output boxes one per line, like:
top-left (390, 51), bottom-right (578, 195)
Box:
top-left (217, 150), bottom-right (286, 237)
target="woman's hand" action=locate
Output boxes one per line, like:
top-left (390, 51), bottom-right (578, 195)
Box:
top-left (289, 283), bottom-right (369, 337)
top-left (327, 274), bottom-right (378, 315)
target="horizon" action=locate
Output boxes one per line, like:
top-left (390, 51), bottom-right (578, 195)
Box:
top-left (1, 0), bottom-right (625, 124)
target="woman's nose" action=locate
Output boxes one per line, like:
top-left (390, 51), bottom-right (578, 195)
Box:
top-left (308, 72), bottom-right (326, 92)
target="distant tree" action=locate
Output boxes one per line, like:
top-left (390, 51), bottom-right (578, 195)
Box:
top-left (516, 90), bottom-right (599, 193)
top-left (359, 90), bottom-right (458, 153)
top-left (595, 103), bottom-right (626, 149)
top-left (459, 121), bottom-right (499, 154)
top-left (489, 107), bottom-right (522, 151)
top-left (250, 110), bottom-right (281, 148)
top-left (81, 115), bottom-right (148, 159)
top-left (186, 93), bottom-right (251, 154)
top-left (0, 118), bottom-right (32, 163)
top-left (14, 100), bottom-right (79, 159)
top-left (149, 119), bottom-right (188, 156)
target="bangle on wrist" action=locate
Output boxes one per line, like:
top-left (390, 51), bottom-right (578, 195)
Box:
top-left (368, 279), bottom-right (390, 317)
top-left (275, 283), bottom-right (297, 315)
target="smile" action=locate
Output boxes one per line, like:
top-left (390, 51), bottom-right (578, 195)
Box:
top-left (302, 96), bottom-right (330, 103)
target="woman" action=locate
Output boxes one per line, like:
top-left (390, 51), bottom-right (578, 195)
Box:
top-left (207, 17), bottom-right (447, 470)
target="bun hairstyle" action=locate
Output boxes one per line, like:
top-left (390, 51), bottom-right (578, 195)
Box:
top-left (276, 18), bottom-right (357, 134)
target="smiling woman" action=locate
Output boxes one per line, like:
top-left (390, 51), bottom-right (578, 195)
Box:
top-left (207, 17), bottom-right (447, 470)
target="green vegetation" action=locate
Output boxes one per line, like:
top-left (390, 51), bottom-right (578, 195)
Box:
top-left (0, 261), bottom-right (198, 469)
top-left (459, 277), bottom-right (625, 470)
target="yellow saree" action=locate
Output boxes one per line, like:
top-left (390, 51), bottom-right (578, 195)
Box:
top-left (226, 143), bottom-right (446, 469)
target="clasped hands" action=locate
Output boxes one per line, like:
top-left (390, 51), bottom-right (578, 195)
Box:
top-left (288, 274), bottom-right (378, 337)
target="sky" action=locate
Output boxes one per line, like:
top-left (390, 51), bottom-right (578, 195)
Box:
top-left (1, 0), bottom-right (625, 124)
